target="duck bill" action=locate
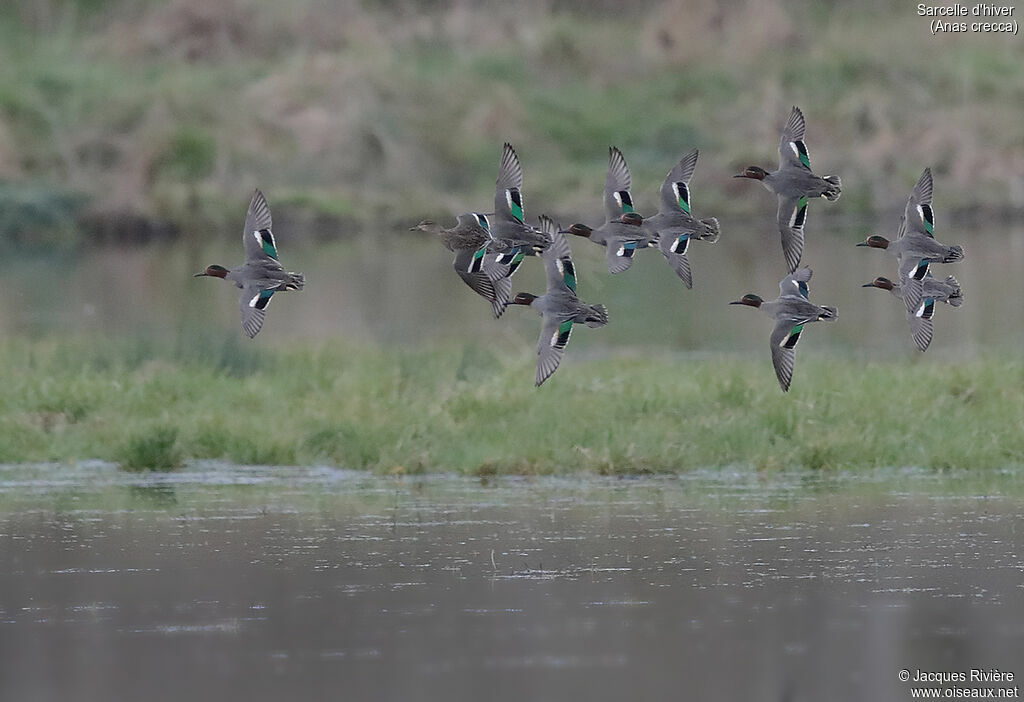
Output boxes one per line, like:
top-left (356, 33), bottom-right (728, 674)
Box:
top-left (860, 282), bottom-right (875, 287)
top-left (728, 300), bottom-right (744, 305)
top-left (193, 272), bottom-right (208, 277)
top-left (854, 241), bottom-right (869, 247)
top-left (732, 173), bottom-right (751, 178)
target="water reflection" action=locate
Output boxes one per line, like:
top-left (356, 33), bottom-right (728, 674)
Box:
top-left (0, 465), bottom-right (1021, 701)
top-left (3, 219), bottom-right (1023, 352)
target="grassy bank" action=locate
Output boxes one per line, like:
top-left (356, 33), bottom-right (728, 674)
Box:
top-left (2, 338), bottom-right (1022, 474)
top-left (0, 0), bottom-right (1022, 245)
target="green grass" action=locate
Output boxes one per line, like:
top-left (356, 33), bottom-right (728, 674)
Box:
top-left (117, 425), bottom-right (183, 472)
top-left (2, 338), bottom-right (1022, 475)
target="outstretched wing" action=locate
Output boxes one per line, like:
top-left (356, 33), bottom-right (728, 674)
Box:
top-left (239, 282), bottom-right (274, 338)
top-left (778, 106), bottom-right (810, 171)
top-left (907, 295), bottom-right (935, 352)
top-left (657, 233), bottom-right (693, 288)
top-left (539, 215), bottom-right (577, 294)
top-left (494, 143), bottom-right (526, 224)
top-left (779, 266), bottom-right (813, 299)
top-left (536, 314), bottom-right (572, 386)
top-left (903, 168), bottom-right (935, 238)
top-left (897, 257), bottom-right (929, 315)
top-left (242, 189), bottom-right (279, 262)
top-left (453, 246), bottom-right (509, 318)
top-left (777, 194), bottom-right (808, 273)
top-left (605, 236), bottom-right (639, 274)
top-left (604, 147), bottom-right (635, 222)
top-left (769, 319), bottom-right (805, 392)
top-left (658, 148), bottom-right (699, 215)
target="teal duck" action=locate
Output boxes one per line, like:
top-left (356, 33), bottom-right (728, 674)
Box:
top-left (730, 267), bottom-right (837, 392)
top-left (510, 215), bottom-right (609, 386)
top-left (734, 107), bottom-right (842, 272)
top-left (195, 189), bottom-right (305, 339)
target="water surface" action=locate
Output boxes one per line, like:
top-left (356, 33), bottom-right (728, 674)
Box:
top-left (3, 220), bottom-right (1023, 353)
top-left (1, 464), bottom-right (1022, 701)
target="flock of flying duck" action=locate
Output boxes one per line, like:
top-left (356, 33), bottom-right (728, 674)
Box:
top-left (194, 106), bottom-right (966, 391)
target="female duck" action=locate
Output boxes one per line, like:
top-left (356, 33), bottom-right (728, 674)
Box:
top-left (411, 213), bottom-right (516, 318)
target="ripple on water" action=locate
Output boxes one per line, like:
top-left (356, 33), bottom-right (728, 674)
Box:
top-left (1, 465), bottom-right (1023, 702)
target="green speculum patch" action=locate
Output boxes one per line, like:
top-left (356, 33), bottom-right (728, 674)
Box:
top-left (922, 204), bottom-right (934, 235)
top-left (795, 141), bottom-right (810, 168)
top-left (556, 319), bottom-right (573, 346)
top-left (783, 324), bottom-right (804, 349)
top-left (257, 229), bottom-right (278, 259)
top-left (508, 190), bottom-right (525, 223)
top-left (562, 259), bottom-right (577, 292)
top-left (676, 182), bottom-right (690, 213)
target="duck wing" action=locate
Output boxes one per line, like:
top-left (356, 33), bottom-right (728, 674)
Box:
top-left (769, 318), bottom-right (806, 392)
top-left (903, 168), bottom-right (935, 238)
top-left (776, 194), bottom-right (809, 273)
top-left (907, 295), bottom-right (935, 352)
top-left (242, 189), bottom-right (279, 262)
top-left (453, 246), bottom-right (509, 318)
top-left (536, 314), bottom-right (572, 387)
top-left (605, 236), bottom-right (639, 274)
top-left (539, 216), bottom-right (578, 295)
top-left (658, 148), bottom-right (699, 215)
top-left (779, 266), bottom-right (813, 299)
top-left (454, 213), bottom-right (491, 245)
top-left (604, 147), bottom-right (635, 222)
top-left (657, 233), bottom-right (693, 288)
top-left (239, 281), bottom-right (274, 338)
top-left (494, 143), bottom-right (526, 224)
top-left (897, 257), bottom-right (928, 316)
top-left (778, 106), bottom-right (811, 171)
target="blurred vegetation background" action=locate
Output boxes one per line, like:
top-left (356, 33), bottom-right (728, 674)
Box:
top-left (0, 0), bottom-right (1022, 469)
top-left (1, 0), bottom-right (1022, 249)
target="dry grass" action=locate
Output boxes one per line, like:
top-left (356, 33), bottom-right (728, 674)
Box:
top-left (0, 0), bottom-right (1021, 243)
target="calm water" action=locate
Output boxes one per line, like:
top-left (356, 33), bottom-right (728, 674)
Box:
top-left (3, 219), bottom-right (1024, 353)
top-left (1, 464), bottom-right (1022, 701)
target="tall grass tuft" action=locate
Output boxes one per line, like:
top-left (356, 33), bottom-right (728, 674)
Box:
top-left (117, 425), bottom-right (183, 472)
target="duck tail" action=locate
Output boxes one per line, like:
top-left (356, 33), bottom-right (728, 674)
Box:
top-left (818, 305), bottom-right (839, 321)
top-left (821, 175), bottom-right (842, 201)
top-left (697, 217), bottom-right (720, 243)
top-left (283, 272), bottom-right (305, 291)
top-left (945, 275), bottom-right (964, 307)
top-left (584, 304), bottom-right (609, 328)
top-left (942, 245), bottom-right (964, 264)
